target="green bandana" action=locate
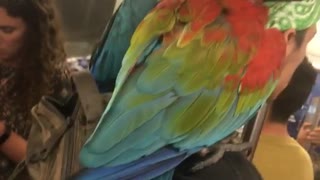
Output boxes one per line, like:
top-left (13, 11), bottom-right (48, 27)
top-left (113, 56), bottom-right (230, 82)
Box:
top-left (266, 0), bottom-right (320, 31)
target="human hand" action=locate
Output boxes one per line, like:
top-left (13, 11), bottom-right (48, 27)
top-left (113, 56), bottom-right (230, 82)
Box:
top-left (307, 127), bottom-right (320, 145)
top-left (297, 122), bottom-right (320, 145)
top-left (297, 122), bottom-right (312, 145)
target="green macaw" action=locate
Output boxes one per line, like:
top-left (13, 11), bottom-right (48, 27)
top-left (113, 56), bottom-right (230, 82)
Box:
top-left (75, 0), bottom-right (320, 179)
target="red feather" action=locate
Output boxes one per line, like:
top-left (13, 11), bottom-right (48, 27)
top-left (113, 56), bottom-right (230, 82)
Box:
top-left (156, 0), bottom-right (185, 9)
top-left (240, 29), bottom-right (286, 91)
top-left (178, 0), bottom-right (222, 46)
top-left (202, 25), bottom-right (229, 45)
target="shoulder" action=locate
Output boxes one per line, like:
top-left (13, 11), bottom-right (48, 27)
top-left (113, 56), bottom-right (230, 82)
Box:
top-left (291, 146), bottom-right (314, 180)
top-left (254, 137), bottom-right (314, 180)
top-left (293, 145), bottom-right (313, 167)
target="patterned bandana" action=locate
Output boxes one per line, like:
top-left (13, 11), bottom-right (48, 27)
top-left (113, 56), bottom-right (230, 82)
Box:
top-left (266, 0), bottom-right (320, 31)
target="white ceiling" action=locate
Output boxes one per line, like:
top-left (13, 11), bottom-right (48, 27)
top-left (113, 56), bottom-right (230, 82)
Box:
top-left (307, 21), bottom-right (320, 69)
top-left (114, 0), bottom-right (122, 12)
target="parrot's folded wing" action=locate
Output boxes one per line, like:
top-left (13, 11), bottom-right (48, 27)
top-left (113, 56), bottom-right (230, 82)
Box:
top-left (80, 1), bottom-right (286, 180)
top-left (73, 147), bottom-right (192, 180)
top-left (90, 0), bottom-right (158, 92)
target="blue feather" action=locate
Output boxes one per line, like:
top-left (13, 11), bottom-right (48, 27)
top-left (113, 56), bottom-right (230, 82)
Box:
top-left (82, 0), bottom-right (271, 179)
top-left (73, 147), bottom-right (197, 180)
top-left (90, 0), bottom-right (158, 92)
top-left (80, 91), bottom-right (178, 167)
top-left (216, 96), bottom-right (271, 141)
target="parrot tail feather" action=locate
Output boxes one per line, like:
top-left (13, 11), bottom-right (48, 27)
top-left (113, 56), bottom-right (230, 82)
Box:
top-left (72, 147), bottom-right (198, 180)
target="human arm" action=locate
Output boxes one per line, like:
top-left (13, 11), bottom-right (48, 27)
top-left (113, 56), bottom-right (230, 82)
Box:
top-left (0, 121), bottom-right (26, 163)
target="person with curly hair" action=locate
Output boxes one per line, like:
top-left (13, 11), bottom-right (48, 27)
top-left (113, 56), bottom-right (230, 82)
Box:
top-left (0, 0), bottom-right (68, 178)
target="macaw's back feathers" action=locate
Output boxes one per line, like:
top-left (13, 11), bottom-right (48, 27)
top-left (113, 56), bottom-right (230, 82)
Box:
top-left (90, 0), bottom-right (158, 92)
top-left (239, 29), bottom-right (286, 91)
top-left (80, 0), bottom-right (286, 177)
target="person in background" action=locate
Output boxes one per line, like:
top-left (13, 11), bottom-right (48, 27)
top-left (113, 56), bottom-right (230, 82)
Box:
top-left (0, 0), bottom-right (68, 179)
top-left (253, 58), bottom-right (317, 180)
top-left (287, 73), bottom-right (320, 145)
top-left (293, 74), bottom-right (320, 179)
top-left (67, 56), bottom-right (91, 72)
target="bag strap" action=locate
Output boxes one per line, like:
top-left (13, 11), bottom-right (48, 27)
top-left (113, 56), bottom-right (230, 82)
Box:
top-left (71, 71), bottom-right (106, 122)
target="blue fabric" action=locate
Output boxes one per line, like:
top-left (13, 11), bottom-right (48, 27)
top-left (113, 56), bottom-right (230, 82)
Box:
top-left (288, 74), bottom-right (320, 139)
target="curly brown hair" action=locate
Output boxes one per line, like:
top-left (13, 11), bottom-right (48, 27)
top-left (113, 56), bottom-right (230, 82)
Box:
top-left (0, 0), bottom-right (67, 110)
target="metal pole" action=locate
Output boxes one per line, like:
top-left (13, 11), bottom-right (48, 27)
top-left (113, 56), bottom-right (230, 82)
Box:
top-left (246, 103), bottom-right (270, 161)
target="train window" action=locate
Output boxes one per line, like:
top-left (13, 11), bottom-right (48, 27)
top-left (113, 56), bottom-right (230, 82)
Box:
top-left (53, 0), bottom-right (119, 57)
